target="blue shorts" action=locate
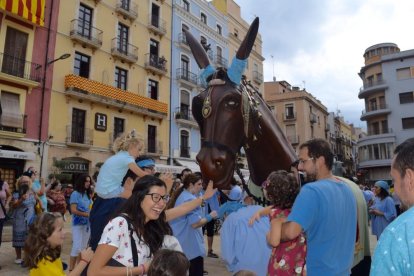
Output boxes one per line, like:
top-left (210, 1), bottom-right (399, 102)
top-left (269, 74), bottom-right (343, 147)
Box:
top-left (89, 196), bottom-right (126, 251)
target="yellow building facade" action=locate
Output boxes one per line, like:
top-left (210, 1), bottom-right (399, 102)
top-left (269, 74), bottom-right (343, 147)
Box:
top-left (211, 0), bottom-right (265, 94)
top-left (47, 0), bottom-right (172, 180)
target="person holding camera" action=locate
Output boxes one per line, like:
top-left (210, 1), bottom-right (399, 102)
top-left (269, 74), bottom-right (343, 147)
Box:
top-left (11, 175), bottom-right (42, 264)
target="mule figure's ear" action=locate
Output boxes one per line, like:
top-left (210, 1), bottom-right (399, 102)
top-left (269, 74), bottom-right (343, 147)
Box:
top-left (236, 17), bottom-right (259, 59)
top-left (184, 29), bottom-right (211, 69)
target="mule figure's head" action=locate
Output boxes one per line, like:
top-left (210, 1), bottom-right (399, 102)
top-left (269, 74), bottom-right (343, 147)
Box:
top-left (185, 18), bottom-right (259, 189)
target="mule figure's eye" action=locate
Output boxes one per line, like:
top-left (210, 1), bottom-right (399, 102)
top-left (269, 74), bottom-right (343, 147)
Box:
top-left (225, 98), bottom-right (239, 109)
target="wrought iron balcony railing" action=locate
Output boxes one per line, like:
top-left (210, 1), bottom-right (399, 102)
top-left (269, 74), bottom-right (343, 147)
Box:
top-left (0, 52), bottom-right (41, 82)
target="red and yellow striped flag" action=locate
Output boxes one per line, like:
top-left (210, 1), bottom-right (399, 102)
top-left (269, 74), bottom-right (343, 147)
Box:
top-left (0, 0), bottom-right (45, 26)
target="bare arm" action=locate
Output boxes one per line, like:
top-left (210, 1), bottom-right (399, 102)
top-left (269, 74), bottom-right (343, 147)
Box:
top-left (165, 181), bottom-right (216, 222)
top-left (87, 244), bottom-right (148, 276)
top-left (70, 203), bottom-right (89, 217)
top-left (68, 247), bottom-right (94, 276)
top-left (267, 217), bottom-right (286, 247)
top-left (192, 210), bottom-right (217, 228)
top-left (280, 221), bottom-right (302, 242)
top-left (35, 178), bottom-right (46, 196)
top-left (248, 205), bottom-right (273, 225)
top-left (128, 162), bottom-right (149, 178)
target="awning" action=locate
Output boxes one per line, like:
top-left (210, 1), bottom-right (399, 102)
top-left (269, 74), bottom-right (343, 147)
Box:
top-left (0, 149), bottom-right (35, 160)
top-left (174, 159), bottom-right (200, 172)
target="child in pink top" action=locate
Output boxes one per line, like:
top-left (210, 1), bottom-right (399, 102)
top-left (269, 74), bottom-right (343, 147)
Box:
top-left (264, 170), bottom-right (306, 276)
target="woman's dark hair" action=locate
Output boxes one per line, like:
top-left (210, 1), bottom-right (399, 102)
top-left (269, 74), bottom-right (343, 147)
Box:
top-left (24, 212), bottom-right (63, 268)
top-left (117, 175), bottom-right (172, 257)
top-left (376, 187), bottom-right (389, 200)
top-left (50, 181), bottom-right (60, 190)
top-left (147, 249), bottom-right (189, 276)
top-left (167, 173), bottom-right (201, 209)
top-left (265, 170), bottom-right (300, 209)
top-left (74, 174), bottom-right (92, 199)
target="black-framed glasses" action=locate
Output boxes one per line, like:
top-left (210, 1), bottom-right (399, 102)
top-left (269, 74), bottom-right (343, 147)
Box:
top-left (298, 157), bottom-right (314, 165)
top-left (146, 193), bottom-right (170, 203)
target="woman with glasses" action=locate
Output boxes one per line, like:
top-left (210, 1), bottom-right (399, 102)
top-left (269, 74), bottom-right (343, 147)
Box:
top-left (168, 173), bottom-right (218, 276)
top-left (88, 175), bottom-right (182, 275)
top-left (69, 174), bottom-right (92, 272)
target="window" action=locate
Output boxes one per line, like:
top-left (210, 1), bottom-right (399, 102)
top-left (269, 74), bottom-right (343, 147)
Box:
top-left (201, 12), bottom-right (207, 24)
top-left (120, 0), bottom-right (130, 10)
top-left (71, 108), bottom-right (86, 144)
top-left (148, 79), bottom-right (158, 100)
top-left (180, 90), bottom-right (190, 120)
top-left (180, 130), bottom-right (190, 157)
top-left (117, 23), bottom-right (129, 54)
top-left (234, 29), bottom-right (238, 38)
top-left (147, 125), bottom-right (157, 153)
top-left (115, 67), bottom-right (128, 90)
top-left (1, 27), bottom-right (28, 78)
top-left (286, 124), bottom-right (296, 144)
top-left (399, 92), bottom-right (414, 104)
top-left (181, 55), bottom-right (189, 79)
top-left (216, 24), bottom-right (222, 35)
top-left (113, 117), bottom-right (124, 140)
top-left (183, 0), bottom-right (189, 12)
top-left (151, 3), bottom-right (160, 28)
top-left (78, 4), bottom-right (93, 38)
top-left (402, 117), bottom-right (414, 129)
top-left (397, 67), bottom-right (411, 80)
top-left (369, 98), bottom-right (377, 111)
top-left (285, 104), bottom-right (294, 119)
top-left (74, 52), bottom-right (90, 78)
top-left (0, 91), bottom-right (23, 129)
top-left (381, 120), bottom-right (388, 133)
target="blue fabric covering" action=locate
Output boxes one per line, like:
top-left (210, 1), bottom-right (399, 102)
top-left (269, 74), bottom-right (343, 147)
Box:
top-left (217, 201), bottom-right (245, 219)
top-left (227, 57), bottom-right (247, 84)
top-left (287, 179), bottom-right (357, 276)
top-left (363, 190), bottom-right (374, 203)
top-left (95, 151), bottom-right (135, 198)
top-left (371, 205), bottom-right (414, 275)
top-left (169, 190), bottom-right (205, 260)
top-left (137, 159), bottom-right (155, 168)
top-left (374, 180), bottom-right (389, 192)
top-left (200, 64), bottom-right (215, 87)
top-left (370, 196), bottom-right (396, 238)
top-left (229, 185), bottom-right (243, 201)
top-left (32, 179), bottom-right (47, 211)
top-left (220, 205), bottom-right (271, 276)
top-left (69, 191), bottom-right (91, 226)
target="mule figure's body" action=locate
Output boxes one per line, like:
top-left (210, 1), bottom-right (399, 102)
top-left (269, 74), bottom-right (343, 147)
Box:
top-left (185, 18), bottom-right (297, 189)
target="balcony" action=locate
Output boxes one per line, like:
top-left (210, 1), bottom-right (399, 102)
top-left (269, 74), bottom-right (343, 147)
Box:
top-left (147, 14), bottom-right (166, 36)
top-left (64, 75), bottom-right (168, 118)
top-left (144, 53), bottom-right (167, 76)
top-left (115, 0), bottom-right (138, 21)
top-left (69, 19), bottom-right (103, 50)
top-left (358, 79), bottom-right (388, 98)
top-left (252, 71), bottom-right (263, 84)
top-left (283, 112), bottom-right (296, 121)
top-left (310, 113), bottom-right (317, 124)
top-left (325, 123), bottom-right (331, 132)
top-left (0, 52), bottom-right (41, 87)
top-left (287, 135), bottom-right (300, 145)
top-left (176, 68), bottom-right (198, 88)
top-left (66, 125), bottom-right (93, 148)
top-left (214, 55), bottom-right (228, 68)
top-left (174, 107), bottom-right (199, 128)
top-left (111, 38), bottom-right (138, 64)
top-left (180, 146), bottom-right (191, 158)
top-left (0, 114), bottom-right (27, 137)
top-left (177, 33), bottom-right (190, 51)
top-left (360, 103), bottom-right (391, 121)
top-left (367, 128), bottom-right (393, 136)
top-left (145, 140), bottom-right (163, 155)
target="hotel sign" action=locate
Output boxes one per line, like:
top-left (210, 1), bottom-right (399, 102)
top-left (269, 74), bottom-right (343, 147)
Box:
top-left (62, 160), bottom-right (89, 173)
top-left (95, 113), bottom-right (107, 131)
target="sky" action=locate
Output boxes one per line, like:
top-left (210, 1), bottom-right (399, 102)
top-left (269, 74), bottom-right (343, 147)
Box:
top-left (234, 0), bottom-right (414, 127)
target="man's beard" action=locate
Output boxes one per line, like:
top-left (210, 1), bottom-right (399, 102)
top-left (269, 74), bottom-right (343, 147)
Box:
top-left (303, 172), bottom-right (317, 183)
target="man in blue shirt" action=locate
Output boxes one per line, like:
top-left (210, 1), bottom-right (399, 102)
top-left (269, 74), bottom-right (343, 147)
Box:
top-left (279, 139), bottom-right (357, 275)
top-left (371, 138), bottom-right (414, 275)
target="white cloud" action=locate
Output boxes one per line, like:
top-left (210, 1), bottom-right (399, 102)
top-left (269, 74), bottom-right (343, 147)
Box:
top-left (235, 0), bottom-right (414, 127)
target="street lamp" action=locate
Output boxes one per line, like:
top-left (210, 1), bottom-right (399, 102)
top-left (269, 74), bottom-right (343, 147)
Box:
top-left (38, 53), bottom-right (71, 177)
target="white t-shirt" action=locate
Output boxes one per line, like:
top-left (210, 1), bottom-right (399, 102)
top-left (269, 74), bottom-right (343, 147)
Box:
top-left (99, 216), bottom-right (182, 266)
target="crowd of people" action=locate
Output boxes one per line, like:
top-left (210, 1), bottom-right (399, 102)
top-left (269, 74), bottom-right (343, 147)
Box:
top-left (1, 131), bottom-right (414, 276)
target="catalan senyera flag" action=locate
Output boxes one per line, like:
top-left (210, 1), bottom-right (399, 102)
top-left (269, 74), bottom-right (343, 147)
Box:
top-left (0, 0), bottom-right (45, 26)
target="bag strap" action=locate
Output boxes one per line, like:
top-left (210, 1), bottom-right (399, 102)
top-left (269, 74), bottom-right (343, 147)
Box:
top-left (119, 214), bottom-right (139, 267)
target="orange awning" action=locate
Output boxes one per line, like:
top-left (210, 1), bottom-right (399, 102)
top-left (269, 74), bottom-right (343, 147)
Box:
top-left (0, 0), bottom-right (45, 26)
